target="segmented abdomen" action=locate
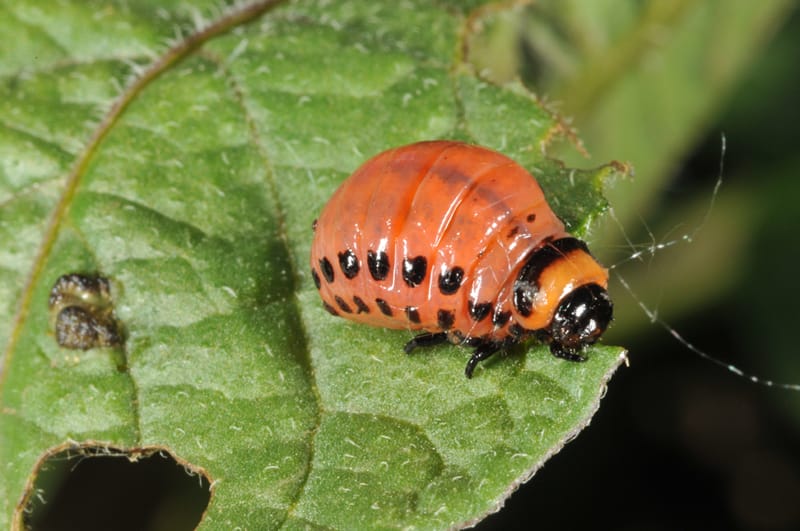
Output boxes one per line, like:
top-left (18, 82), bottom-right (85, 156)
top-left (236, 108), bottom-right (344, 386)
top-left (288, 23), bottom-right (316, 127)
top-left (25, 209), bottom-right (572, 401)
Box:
top-left (310, 141), bottom-right (569, 342)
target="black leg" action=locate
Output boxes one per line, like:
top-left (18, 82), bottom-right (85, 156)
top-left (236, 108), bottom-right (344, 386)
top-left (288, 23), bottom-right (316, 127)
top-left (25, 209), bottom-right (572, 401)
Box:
top-left (404, 332), bottom-right (449, 354)
top-left (550, 343), bottom-right (586, 362)
top-left (465, 342), bottom-right (502, 379)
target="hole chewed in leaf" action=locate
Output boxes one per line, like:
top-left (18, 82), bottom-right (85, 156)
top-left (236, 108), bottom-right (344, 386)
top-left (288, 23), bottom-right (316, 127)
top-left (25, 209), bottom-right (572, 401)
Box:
top-left (16, 443), bottom-right (212, 531)
top-left (48, 273), bottom-right (123, 350)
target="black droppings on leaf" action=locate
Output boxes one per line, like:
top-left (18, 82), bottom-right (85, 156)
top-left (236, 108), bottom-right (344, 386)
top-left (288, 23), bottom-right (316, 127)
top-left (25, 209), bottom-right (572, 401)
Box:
top-left (48, 273), bottom-right (122, 349)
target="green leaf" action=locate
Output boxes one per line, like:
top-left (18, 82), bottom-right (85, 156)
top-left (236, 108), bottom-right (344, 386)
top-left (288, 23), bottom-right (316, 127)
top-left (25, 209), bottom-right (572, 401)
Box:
top-left (0, 1), bottom-right (626, 528)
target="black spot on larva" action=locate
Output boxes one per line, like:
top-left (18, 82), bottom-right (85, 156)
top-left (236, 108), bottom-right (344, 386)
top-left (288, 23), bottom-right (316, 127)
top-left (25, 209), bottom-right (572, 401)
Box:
top-left (468, 300), bottom-right (492, 322)
top-left (509, 323), bottom-right (525, 339)
top-left (513, 284), bottom-right (534, 318)
top-left (319, 257), bottom-right (334, 283)
top-left (334, 295), bottom-right (353, 313)
top-left (492, 309), bottom-right (511, 328)
top-left (323, 302), bottom-right (338, 316)
top-left (311, 218), bottom-right (318, 231)
top-left (49, 273), bottom-right (122, 350)
top-left (338, 249), bottom-right (360, 279)
top-left (438, 266), bottom-right (464, 295)
top-left (526, 213), bottom-right (536, 222)
top-left (375, 298), bottom-right (393, 317)
top-left (507, 226), bottom-right (519, 238)
top-left (437, 309), bottom-right (455, 330)
top-left (402, 256), bottom-right (427, 287)
top-left (311, 268), bottom-right (321, 289)
top-left (367, 250), bottom-right (390, 281)
top-left (405, 306), bottom-right (421, 324)
top-left (353, 296), bottom-right (370, 314)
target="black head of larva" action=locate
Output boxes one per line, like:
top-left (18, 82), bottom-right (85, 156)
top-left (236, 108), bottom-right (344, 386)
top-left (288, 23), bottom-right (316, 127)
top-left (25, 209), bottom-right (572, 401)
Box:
top-left (544, 283), bottom-right (613, 360)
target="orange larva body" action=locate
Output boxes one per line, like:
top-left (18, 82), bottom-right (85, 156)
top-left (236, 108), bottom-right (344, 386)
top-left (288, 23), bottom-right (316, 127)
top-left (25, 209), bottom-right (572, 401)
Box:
top-left (310, 141), bottom-right (613, 377)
